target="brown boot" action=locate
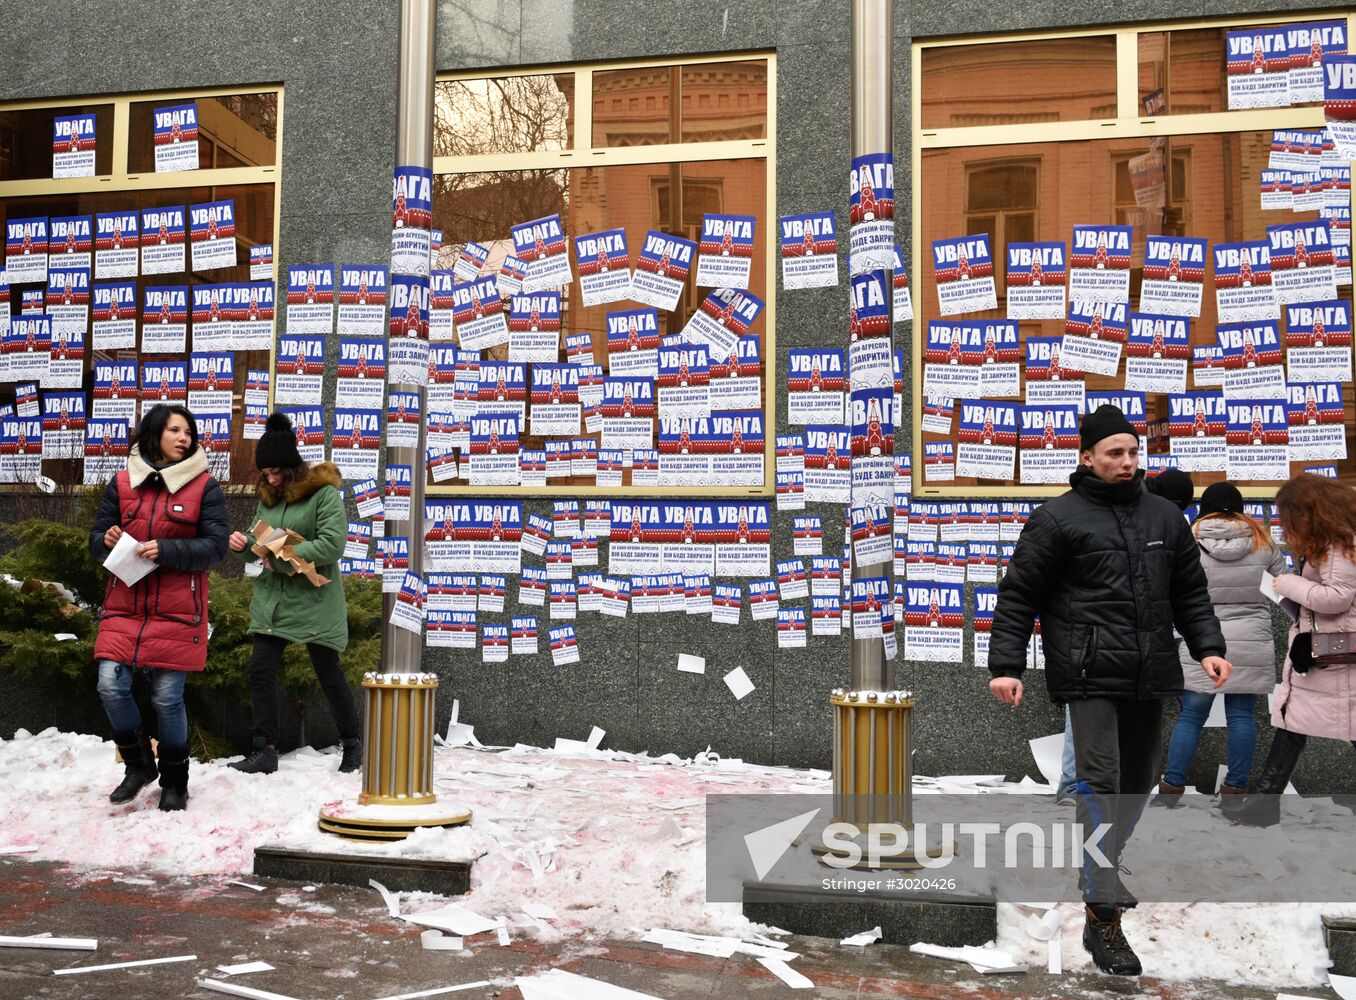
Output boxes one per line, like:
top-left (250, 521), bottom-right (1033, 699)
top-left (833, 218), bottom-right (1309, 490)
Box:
top-left (1218, 783), bottom-right (1247, 821)
top-left (1149, 778), bottom-right (1184, 808)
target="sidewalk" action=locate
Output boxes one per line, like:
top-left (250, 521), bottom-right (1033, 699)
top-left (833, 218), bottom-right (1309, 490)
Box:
top-left (0, 860), bottom-right (1302, 1000)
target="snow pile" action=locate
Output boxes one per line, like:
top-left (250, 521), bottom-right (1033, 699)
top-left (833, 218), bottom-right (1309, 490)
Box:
top-left (2, 726), bottom-right (1353, 988)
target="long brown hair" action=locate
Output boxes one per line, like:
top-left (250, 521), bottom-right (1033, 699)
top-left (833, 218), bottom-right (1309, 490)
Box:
top-left (1275, 474), bottom-right (1356, 564)
top-left (1194, 511), bottom-right (1272, 553)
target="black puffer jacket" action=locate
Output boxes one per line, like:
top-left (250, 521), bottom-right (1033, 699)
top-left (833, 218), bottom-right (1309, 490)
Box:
top-left (989, 467), bottom-right (1225, 701)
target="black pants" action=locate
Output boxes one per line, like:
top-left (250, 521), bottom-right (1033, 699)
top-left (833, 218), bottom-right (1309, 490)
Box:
top-left (248, 634), bottom-right (360, 745)
top-left (1256, 727), bottom-right (1356, 792)
top-left (1068, 697), bottom-right (1163, 908)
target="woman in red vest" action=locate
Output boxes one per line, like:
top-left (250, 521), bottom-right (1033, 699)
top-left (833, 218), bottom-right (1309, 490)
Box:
top-left (88, 404), bottom-right (229, 811)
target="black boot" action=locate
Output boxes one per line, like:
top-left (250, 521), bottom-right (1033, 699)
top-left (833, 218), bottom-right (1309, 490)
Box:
top-left (1083, 904), bottom-right (1142, 976)
top-left (229, 737), bottom-right (279, 775)
top-left (109, 729), bottom-right (158, 804)
top-left (1230, 729), bottom-right (1305, 828)
top-left (338, 737), bottom-right (363, 774)
top-left (157, 744), bottom-right (190, 812)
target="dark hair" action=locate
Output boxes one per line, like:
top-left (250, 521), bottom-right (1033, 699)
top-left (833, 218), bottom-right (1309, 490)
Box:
top-left (1275, 473), bottom-right (1356, 565)
top-left (135, 404), bottom-right (199, 463)
top-left (265, 462), bottom-right (310, 491)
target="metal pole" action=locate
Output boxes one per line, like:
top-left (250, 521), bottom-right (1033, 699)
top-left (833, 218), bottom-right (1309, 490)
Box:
top-left (381, 0), bottom-right (435, 670)
top-left (850, 0), bottom-right (893, 694)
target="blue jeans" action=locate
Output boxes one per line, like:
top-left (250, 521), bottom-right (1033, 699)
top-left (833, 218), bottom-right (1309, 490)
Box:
top-left (1162, 691), bottom-right (1258, 790)
top-left (1057, 706), bottom-right (1076, 798)
top-left (96, 660), bottom-right (188, 747)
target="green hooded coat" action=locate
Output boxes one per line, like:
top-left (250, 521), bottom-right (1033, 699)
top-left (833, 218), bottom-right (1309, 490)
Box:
top-left (239, 462), bottom-right (349, 651)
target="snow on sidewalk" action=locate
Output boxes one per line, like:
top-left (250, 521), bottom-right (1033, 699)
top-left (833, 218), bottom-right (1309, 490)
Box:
top-left (1, 726), bottom-right (1351, 989)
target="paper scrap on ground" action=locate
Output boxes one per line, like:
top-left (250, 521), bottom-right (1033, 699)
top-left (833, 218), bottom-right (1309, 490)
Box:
top-left (496, 915), bottom-right (511, 946)
top-left (199, 980), bottom-right (304, 1000)
top-left (723, 666), bottom-right (755, 700)
top-left (402, 903), bottom-right (499, 937)
top-left (217, 961), bottom-right (275, 975)
top-left (102, 531), bottom-right (158, 587)
top-left (420, 929), bottom-right (463, 951)
top-left (1024, 908), bottom-right (1062, 941)
top-left (0, 846), bottom-right (38, 855)
top-left (1028, 733), bottom-right (1065, 789)
top-left (586, 726), bottom-right (606, 750)
top-left (758, 957), bottom-right (814, 989)
top-left (1047, 935), bottom-right (1061, 974)
top-left (0, 935), bottom-right (96, 951)
top-left (54, 953), bottom-right (197, 975)
top-left (677, 653), bottom-right (705, 674)
top-left (1330, 973), bottom-right (1356, 1000)
top-left (840, 926), bottom-right (882, 946)
top-left (909, 942), bottom-right (1027, 974)
top-left (522, 902), bottom-right (558, 921)
top-left (370, 878), bottom-right (401, 917)
top-left (368, 986), bottom-right (493, 1000)
top-left (516, 968), bottom-right (668, 999)
top-left (641, 927), bottom-right (739, 958)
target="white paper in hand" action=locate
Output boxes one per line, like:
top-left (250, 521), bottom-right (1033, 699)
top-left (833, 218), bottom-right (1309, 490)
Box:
top-left (103, 532), bottom-right (158, 587)
top-left (1259, 570), bottom-right (1283, 605)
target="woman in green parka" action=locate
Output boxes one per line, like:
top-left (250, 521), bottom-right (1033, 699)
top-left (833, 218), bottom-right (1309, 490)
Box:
top-left (227, 411), bottom-right (362, 775)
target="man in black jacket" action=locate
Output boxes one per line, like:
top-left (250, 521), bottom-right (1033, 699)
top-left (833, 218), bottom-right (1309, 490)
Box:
top-left (988, 404), bottom-right (1230, 976)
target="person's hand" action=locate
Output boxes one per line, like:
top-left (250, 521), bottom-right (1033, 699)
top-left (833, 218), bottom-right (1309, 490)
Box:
top-left (137, 540), bottom-right (159, 562)
top-left (103, 525), bottom-right (123, 550)
top-left (1202, 656), bottom-right (1232, 688)
top-left (989, 676), bottom-right (1023, 706)
top-left (229, 531), bottom-right (251, 552)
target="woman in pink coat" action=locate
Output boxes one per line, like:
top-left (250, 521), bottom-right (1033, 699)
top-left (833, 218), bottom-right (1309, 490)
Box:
top-left (1232, 473), bottom-right (1356, 827)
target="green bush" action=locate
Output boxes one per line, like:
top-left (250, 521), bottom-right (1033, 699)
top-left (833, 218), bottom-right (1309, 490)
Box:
top-left (0, 519), bottom-right (386, 748)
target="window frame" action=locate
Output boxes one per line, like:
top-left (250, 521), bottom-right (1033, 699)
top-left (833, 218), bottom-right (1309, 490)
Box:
top-left (0, 83), bottom-right (284, 493)
top-left (432, 52), bottom-right (777, 498)
top-left (912, 12), bottom-right (1356, 499)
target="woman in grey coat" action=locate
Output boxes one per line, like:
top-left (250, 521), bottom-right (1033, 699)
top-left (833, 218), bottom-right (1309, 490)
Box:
top-left (1156, 482), bottom-right (1284, 808)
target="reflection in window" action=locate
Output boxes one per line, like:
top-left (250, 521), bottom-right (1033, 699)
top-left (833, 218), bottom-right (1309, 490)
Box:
top-left (591, 61), bottom-right (768, 148)
top-left (921, 37), bottom-right (1118, 129)
top-left (0, 106), bottom-right (116, 181)
top-left (965, 161), bottom-right (1038, 291)
top-left (128, 93), bottom-right (278, 172)
top-left (435, 74), bottom-right (574, 157)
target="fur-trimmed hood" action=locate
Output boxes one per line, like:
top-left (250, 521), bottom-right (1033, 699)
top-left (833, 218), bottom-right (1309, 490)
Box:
top-left (258, 461), bottom-right (342, 507)
top-left (127, 444), bottom-right (208, 493)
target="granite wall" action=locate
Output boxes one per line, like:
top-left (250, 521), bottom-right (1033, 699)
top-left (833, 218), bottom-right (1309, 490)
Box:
top-left (3, 0), bottom-right (1353, 793)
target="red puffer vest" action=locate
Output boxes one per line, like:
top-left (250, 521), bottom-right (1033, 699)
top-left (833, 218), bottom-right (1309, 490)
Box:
top-left (94, 451), bottom-right (211, 671)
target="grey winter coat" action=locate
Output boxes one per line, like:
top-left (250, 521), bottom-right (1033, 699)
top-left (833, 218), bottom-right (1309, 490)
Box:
top-left (1180, 517), bottom-right (1286, 695)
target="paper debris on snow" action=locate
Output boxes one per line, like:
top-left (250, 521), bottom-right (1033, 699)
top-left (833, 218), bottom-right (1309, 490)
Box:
top-left (370, 878), bottom-right (402, 918)
top-left (522, 902), bottom-right (558, 921)
top-left (586, 726), bottom-right (606, 750)
top-left (1047, 935), bottom-right (1062, 974)
top-left (1330, 974), bottom-right (1356, 1000)
top-left (516, 968), bottom-right (668, 999)
top-left (199, 980), bottom-right (304, 1000)
top-left (910, 942), bottom-right (1027, 974)
top-left (420, 929), bottom-right (463, 951)
top-left (0, 846), bottom-right (39, 855)
top-left (112, 875), bottom-right (155, 886)
top-left (553, 738), bottom-right (589, 753)
top-left (54, 953), bottom-right (197, 975)
top-left (1024, 908), bottom-right (1062, 941)
top-left (645, 816), bottom-right (686, 843)
top-left (402, 902), bottom-right (499, 937)
top-left (723, 667), bottom-right (755, 700)
top-left (217, 961), bottom-right (275, 975)
top-left (676, 653), bottom-right (705, 674)
top-left (496, 915), bottom-right (511, 946)
top-left (757, 957), bottom-right (814, 989)
top-left (641, 927), bottom-right (739, 958)
top-left (840, 926), bottom-right (882, 946)
top-left (1028, 733), bottom-right (1065, 789)
top-left (0, 935), bottom-right (97, 951)
top-left (226, 880), bottom-right (266, 892)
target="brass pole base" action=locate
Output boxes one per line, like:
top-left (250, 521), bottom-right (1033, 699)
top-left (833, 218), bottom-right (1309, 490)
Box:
top-left (317, 801), bottom-right (472, 843)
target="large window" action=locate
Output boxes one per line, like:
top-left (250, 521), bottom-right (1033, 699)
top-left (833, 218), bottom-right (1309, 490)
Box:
top-left (914, 13), bottom-right (1356, 497)
top-left (0, 86), bottom-right (282, 489)
top-left (431, 54), bottom-right (775, 496)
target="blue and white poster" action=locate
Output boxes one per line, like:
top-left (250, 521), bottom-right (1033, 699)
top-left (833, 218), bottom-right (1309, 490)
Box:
top-left (285, 264), bottom-right (335, 335)
top-left (574, 228), bottom-right (632, 306)
top-left (1268, 219), bottom-right (1336, 303)
top-left (139, 205), bottom-right (186, 276)
top-left (152, 102), bottom-right (198, 172)
top-left (188, 199), bottom-right (236, 272)
top-left (391, 166), bottom-right (433, 276)
top-left (1005, 241), bottom-right (1066, 320)
top-left (1141, 236), bottom-right (1207, 316)
top-left (779, 212), bottom-right (838, 289)
top-left (512, 213), bottom-right (571, 292)
top-left (1226, 27), bottom-right (1290, 109)
top-left (848, 152), bottom-right (894, 273)
top-left (1285, 298), bottom-right (1352, 382)
top-left (1225, 400), bottom-right (1289, 480)
top-left (91, 281), bottom-right (137, 350)
top-left (695, 213), bottom-right (756, 289)
top-left (5, 217), bottom-right (48, 286)
top-left (632, 230), bottom-right (695, 311)
top-left (450, 274), bottom-right (508, 351)
top-left (338, 265), bottom-right (389, 337)
top-left (1018, 404), bottom-right (1080, 484)
top-left (1125, 313), bottom-right (1189, 394)
top-left (94, 210), bottom-right (139, 279)
top-left (1285, 380), bottom-right (1346, 461)
top-left (931, 234), bottom-right (996, 315)
top-left (52, 113), bottom-right (95, 178)
top-left (1069, 225), bottom-right (1132, 303)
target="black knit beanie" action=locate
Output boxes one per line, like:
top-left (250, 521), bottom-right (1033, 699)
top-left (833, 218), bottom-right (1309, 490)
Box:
top-left (1079, 404), bottom-right (1138, 451)
top-left (255, 411), bottom-right (303, 469)
top-left (1199, 481), bottom-right (1244, 518)
top-left (1147, 468), bottom-right (1195, 511)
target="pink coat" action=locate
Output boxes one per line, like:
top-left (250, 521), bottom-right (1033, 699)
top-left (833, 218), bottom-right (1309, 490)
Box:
top-left (1270, 544), bottom-right (1356, 743)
